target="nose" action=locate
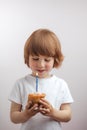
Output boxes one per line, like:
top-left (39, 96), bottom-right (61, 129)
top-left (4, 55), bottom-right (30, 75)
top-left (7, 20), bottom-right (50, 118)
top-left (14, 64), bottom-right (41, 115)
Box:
top-left (38, 59), bottom-right (45, 67)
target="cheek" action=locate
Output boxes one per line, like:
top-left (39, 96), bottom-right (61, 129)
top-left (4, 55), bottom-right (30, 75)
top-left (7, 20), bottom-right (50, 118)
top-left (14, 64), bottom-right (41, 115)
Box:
top-left (46, 62), bottom-right (54, 70)
top-left (29, 60), bottom-right (35, 68)
top-left (29, 62), bottom-right (36, 68)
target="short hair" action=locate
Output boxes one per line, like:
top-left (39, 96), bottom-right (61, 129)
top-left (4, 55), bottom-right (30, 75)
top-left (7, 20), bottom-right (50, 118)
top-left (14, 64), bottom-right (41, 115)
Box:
top-left (24, 28), bottom-right (64, 68)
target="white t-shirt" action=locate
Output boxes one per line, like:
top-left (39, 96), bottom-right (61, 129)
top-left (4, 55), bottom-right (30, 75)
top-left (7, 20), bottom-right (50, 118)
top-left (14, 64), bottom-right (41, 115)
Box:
top-left (9, 74), bottom-right (74, 130)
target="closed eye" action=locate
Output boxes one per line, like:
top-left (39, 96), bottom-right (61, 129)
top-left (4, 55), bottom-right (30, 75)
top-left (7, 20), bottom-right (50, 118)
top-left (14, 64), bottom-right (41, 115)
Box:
top-left (45, 59), bottom-right (50, 62)
top-left (32, 58), bottom-right (39, 61)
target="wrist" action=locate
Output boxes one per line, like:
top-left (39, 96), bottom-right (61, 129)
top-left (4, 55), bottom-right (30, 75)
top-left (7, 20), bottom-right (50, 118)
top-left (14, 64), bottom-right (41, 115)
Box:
top-left (21, 110), bottom-right (31, 122)
top-left (50, 108), bottom-right (60, 120)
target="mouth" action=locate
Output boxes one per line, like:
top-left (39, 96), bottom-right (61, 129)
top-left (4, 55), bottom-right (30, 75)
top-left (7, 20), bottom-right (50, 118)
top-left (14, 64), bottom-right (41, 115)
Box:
top-left (37, 69), bottom-right (45, 73)
top-left (33, 69), bottom-right (49, 78)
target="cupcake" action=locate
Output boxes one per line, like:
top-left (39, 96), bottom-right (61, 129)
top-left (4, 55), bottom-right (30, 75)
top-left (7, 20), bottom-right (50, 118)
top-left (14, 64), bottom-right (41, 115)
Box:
top-left (28, 93), bottom-right (46, 104)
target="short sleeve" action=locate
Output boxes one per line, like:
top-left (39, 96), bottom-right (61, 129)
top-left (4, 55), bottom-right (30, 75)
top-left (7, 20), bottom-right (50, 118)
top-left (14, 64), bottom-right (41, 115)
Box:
top-left (8, 81), bottom-right (22, 104)
top-left (61, 81), bottom-right (74, 104)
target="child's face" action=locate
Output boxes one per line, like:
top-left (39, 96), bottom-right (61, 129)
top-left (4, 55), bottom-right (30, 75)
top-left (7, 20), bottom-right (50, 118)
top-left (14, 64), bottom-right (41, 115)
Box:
top-left (29, 55), bottom-right (54, 78)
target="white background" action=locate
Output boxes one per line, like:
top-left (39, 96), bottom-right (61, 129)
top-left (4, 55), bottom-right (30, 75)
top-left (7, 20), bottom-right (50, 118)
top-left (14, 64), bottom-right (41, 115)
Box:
top-left (0, 0), bottom-right (87, 130)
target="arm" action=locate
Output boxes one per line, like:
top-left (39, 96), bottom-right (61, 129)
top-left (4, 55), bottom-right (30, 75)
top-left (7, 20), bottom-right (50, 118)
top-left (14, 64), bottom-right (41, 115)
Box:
top-left (10, 101), bottom-right (39, 124)
top-left (51, 103), bottom-right (72, 122)
top-left (39, 99), bottom-right (72, 122)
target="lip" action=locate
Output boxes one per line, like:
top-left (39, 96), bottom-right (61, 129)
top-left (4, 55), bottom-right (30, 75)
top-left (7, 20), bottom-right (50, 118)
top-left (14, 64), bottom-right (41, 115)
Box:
top-left (37, 70), bottom-right (45, 73)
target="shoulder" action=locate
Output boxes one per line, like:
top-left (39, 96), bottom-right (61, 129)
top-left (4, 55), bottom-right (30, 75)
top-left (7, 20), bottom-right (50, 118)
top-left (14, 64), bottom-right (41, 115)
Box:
top-left (52, 75), bottom-right (69, 91)
top-left (14, 74), bottom-right (31, 85)
top-left (53, 75), bottom-right (68, 85)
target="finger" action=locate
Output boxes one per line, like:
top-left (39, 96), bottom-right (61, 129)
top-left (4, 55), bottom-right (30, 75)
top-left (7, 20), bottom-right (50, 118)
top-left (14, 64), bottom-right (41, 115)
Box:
top-left (41, 98), bottom-right (51, 103)
top-left (39, 107), bottom-right (50, 113)
top-left (39, 99), bottom-right (50, 109)
top-left (40, 99), bottom-right (53, 111)
top-left (45, 108), bottom-right (50, 113)
top-left (26, 101), bottom-right (33, 109)
top-left (31, 104), bottom-right (39, 111)
top-left (40, 108), bottom-right (50, 116)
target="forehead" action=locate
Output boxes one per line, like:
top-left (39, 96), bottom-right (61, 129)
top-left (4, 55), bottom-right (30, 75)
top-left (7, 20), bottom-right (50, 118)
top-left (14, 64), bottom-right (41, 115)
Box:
top-left (30, 55), bottom-right (53, 58)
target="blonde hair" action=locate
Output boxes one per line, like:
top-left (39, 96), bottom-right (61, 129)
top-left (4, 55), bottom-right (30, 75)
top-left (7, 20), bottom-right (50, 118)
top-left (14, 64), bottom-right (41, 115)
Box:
top-left (24, 29), bottom-right (64, 68)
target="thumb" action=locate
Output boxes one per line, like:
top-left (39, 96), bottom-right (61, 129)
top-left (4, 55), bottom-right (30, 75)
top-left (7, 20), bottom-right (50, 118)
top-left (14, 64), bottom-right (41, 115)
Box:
top-left (26, 101), bottom-right (33, 109)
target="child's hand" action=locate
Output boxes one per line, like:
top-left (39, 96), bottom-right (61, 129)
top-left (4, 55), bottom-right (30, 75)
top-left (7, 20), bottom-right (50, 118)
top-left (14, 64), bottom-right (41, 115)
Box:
top-left (24, 101), bottom-right (39, 118)
top-left (39, 98), bottom-right (54, 117)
